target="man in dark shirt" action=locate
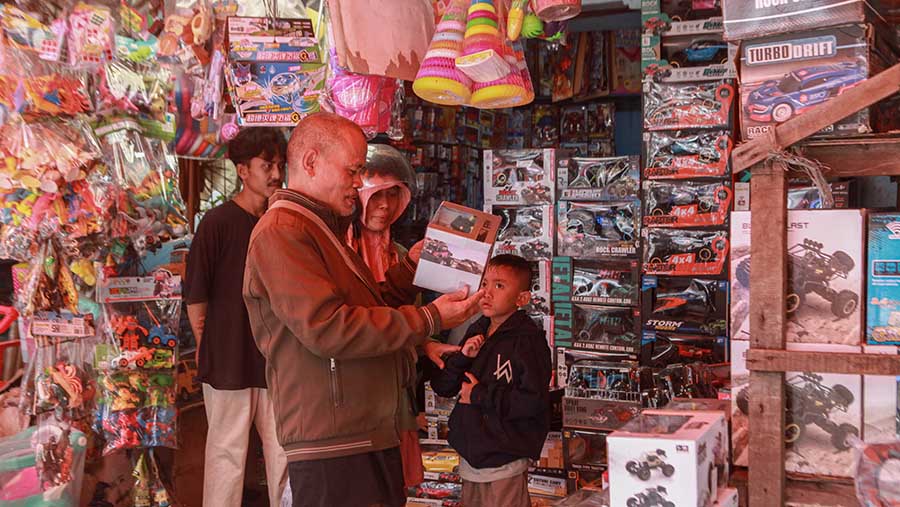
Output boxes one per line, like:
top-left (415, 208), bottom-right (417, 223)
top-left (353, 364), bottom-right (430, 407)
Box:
top-left (184, 128), bottom-right (288, 507)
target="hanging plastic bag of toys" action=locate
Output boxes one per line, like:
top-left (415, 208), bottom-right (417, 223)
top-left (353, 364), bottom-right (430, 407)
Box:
top-left (173, 69), bottom-right (228, 158)
top-left (25, 417), bottom-right (88, 497)
top-left (158, 0), bottom-right (214, 75)
top-left (67, 2), bottom-right (117, 69)
top-left (132, 450), bottom-right (175, 506)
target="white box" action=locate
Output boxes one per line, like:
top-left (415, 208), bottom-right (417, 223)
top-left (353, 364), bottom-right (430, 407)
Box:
top-left (730, 210), bottom-right (864, 346)
top-left (714, 487), bottom-right (739, 507)
top-left (608, 411), bottom-right (726, 507)
top-left (863, 344), bottom-right (899, 443)
top-left (483, 149), bottom-right (556, 205)
top-left (730, 340), bottom-right (862, 478)
top-left (487, 204), bottom-right (554, 261)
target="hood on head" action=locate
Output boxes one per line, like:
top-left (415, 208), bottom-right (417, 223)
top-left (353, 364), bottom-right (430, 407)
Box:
top-left (357, 144), bottom-right (416, 228)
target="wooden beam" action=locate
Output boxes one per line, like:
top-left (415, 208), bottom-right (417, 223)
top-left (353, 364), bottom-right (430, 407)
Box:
top-left (731, 468), bottom-right (858, 506)
top-left (747, 349), bottom-right (900, 375)
top-left (747, 160), bottom-right (788, 506)
top-left (733, 61), bottom-right (900, 172)
top-left (796, 135), bottom-right (900, 177)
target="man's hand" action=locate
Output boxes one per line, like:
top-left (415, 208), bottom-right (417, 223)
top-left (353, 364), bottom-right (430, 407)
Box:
top-left (461, 335), bottom-right (485, 358)
top-left (423, 340), bottom-right (461, 369)
top-left (459, 372), bottom-right (479, 404)
top-left (433, 288), bottom-right (484, 330)
top-left (409, 240), bottom-right (424, 264)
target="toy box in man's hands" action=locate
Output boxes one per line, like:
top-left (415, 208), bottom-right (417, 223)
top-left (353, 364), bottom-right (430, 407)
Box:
top-left (414, 202), bottom-right (500, 295)
top-left (738, 24), bottom-right (899, 140)
top-left (556, 156), bottom-right (640, 201)
top-left (554, 304), bottom-right (641, 355)
top-left (722, 0), bottom-right (888, 40)
top-left (557, 201), bottom-right (640, 259)
top-left (730, 210), bottom-right (864, 346)
top-left (607, 411), bottom-right (727, 507)
top-left (642, 277), bottom-right (728, 336)
top-left (867, 213), bottom-right (900, 344)
top-left (487, 204), bottom-right (553, 261)
top-left (483, 149), bottom-right (556, 205)
top-left (568, 259), bottom-right (640, 307)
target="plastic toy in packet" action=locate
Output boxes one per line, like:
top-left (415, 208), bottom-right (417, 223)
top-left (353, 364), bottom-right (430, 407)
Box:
top-left (643, 229), bottom-right (728, 276)
top-left (0, 42), bottom-right (92, 117)
top-left (157, 0), bottom-right (213, 69)
top-left (643, 130), bottom-right (731, 179)
top-left (643, 180), bottom-right (733, 228)
top-left (643, 80), bottom-right (734, 131)
top-left (132, 451), bottom-right (174, 506)
top-left (0, 4), bottom-right (66, 62)
top-left (68, 2), bottom-right (116, 68)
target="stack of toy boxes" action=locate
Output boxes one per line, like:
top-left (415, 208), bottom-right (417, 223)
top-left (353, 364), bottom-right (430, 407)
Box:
top-left (640, 0), bottom-right (734, 376)
top-left (483, 149), bottom-right (557, 348)
top-left (729, 210), bottom-right (866, 478)
top-left (607, 410), bottom-right (728, 507)
top-left (409, 382), bottom-right (462, 506)
top-left (224, 17), bottom-right (325, 127)
top-left (863, 215), bottom-right (900, 445)
top-left (721, 0), bottom-right (900, 140)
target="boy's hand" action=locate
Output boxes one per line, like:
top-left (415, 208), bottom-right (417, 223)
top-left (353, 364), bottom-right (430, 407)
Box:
top-left (461, 335), bottom-right (485, 358)
top-left (459, 372), bottom-right (479, 404)
top-left (424, 340), bottom-right (460, 369)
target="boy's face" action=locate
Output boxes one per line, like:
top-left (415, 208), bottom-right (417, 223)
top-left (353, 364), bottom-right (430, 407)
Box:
top-left (479, 266), bottom-right (532, 319)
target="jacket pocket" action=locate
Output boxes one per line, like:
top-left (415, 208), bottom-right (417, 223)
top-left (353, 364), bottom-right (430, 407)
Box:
top-left (329, 358), bottom-right (343, 408)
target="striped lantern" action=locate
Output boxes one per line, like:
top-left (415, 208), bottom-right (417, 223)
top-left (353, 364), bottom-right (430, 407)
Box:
top-left (413, 0), bottom-right (473, 105)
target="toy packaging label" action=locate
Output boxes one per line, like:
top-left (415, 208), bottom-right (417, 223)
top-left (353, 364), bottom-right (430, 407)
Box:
top-left (100, 272), bottom-right (183, 302)
top-left (225, 17), bottom-right (320, 63)
top-left (569, 259), bottom-right (641, 306)
top-left (555, 304), bottom-right (641, 355)
top-left (643, 79), bottom-right (735, 131)
top-left (31, 312), bottom-right (95, 338)
top-left (642, 276), bottom-right (729, 336)
top-left (483, 149), bottom-right (556, 205)
top-left (563, 428), bottom-right (609, 472)
top-left (611, 29), bottom-right (641, 94)
top-left (488, 204), bottom-right (554, 261)
top-left (533, 431), bottom-right (566, 472)
top-left (607, 411), bottom-right (726, 507)
top-left (862, 345), bottom-right (899, 442)
top-left (730, 210), bottom-right (863, 345)
top-left (558, 201), bottom-right (640, 259)
top-left (643, 180), bottom-right (733, 227)
top-left (528, 470), bottom-right (569, 498)
top-left (225, 61), bottom-right (325, 127)
top-left (414, 202), bottom-right (500, 295)
top-left (643, 229), bottom-right (729, 276)
top-left (643, 130), bottom-right (732, 180)
top-left (723, 0), bottom-right (874, 41)
top-left (557, 156), bottom-right (640, 201)
top-left (642, 330), bottom-right (728, 368)
top-left (738, 24), bottom-right (891, 140)
top-left (730, 340), bottom-right (862, 478)
top-left (866, 213), bottom-right (900, 344)
top-left (649, 17), bottom-right (738, 83)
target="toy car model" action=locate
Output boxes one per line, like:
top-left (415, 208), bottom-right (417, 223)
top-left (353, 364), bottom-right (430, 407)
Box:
top-left (627, 485), bottom-right (675, 507)
top-left (421, 450), bottom-right (460, 474)
top-left (745, 62), bottom-right (866, 123)
top-left (669, 39), bottom-right (728, 67)
top-left (573, 276), bottom-right (633, 300)
top-left (645, 131), bottom-right (731, 179)
top-left (566, 205), bottom-right (636, 242)
top-left (421, 239), bottom-right (453, 265)
top-left (414, 481), bottom-right (460, 500)
top-left (491, 151), bottom-right (547, 186)
top-left (737, 373), bottom-right (859, 450)
top-left (644, 181), bottom-right (731, 226)
top-left (644, 81), bottom-right (734, 130)
top-left (564, 157), bottom-right (637, 198)
top-left (644, 230), bottom-right (728, 275)
top-left (147, 325), bottom-right (177, 349)
top-left (735, 238), bottom-right (858, 317)
top-left (626, 449), bottom-right (675, 480)
top-left (111, 347), bottom-right (155, 369)
top-left (653, 278), bottom-right (717, 317)
top-left (496, 207), bottom-right (544, 240)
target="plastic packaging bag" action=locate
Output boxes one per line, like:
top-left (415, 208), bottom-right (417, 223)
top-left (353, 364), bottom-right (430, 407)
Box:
top-left (0, 423), bottom-right (87, 502)
top-left (854, 438), bottom-right (900, 506)
top-left (67, 2), bottom-right (116, 68)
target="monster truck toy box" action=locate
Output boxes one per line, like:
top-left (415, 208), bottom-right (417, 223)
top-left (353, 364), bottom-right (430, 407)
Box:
top-left (607, 411), bottom-right (726, 507)
top-left (867, 213), bottom-right (900, 345)
top-left (642, 276), bottom-right (728, 336)
top-left (737, 23), bottom-right (900, 140)
top-left (483, 149), bottom-right (556, 205)
top-left (486, 204), bottom-right (554, 261)
top-left (722, 0), bottom-right (889, 41)
top-left (730, 210), bottom-right (864, 346)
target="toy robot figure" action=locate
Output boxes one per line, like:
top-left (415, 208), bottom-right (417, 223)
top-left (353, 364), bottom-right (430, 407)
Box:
top-left (626, 449), bottom-right (675, 480)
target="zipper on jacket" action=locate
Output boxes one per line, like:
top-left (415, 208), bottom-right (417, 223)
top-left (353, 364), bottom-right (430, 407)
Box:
top-left (330, 358), bottom-right (343, 407)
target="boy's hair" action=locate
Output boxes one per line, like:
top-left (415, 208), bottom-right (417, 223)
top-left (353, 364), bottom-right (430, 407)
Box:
top-left (487, 255), bottom-right (533, 293)
top-left (228, 128), bottom-right (288, 168)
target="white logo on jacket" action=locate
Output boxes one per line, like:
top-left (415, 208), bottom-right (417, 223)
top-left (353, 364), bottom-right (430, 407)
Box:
top-left (495, 355), bottom-right (513, 383)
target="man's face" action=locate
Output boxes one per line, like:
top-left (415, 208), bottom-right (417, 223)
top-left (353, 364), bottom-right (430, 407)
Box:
top-left (479, 266), bottom-right (531, 319)
top-left (312, 129), bottom-right (367, 216)
top-left (238, 155), bottom-right (285, 199)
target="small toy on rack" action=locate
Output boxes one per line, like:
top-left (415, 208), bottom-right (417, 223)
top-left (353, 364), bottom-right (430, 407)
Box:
top-left (642, 180), bottom-right (732, 227)
top-left (558, 201), bottom-right (639, 259)
top-left (643, 229), bottom-right (728, 276)
top-left (570, 260), bottom-right (640, 306)
top-left (643, 130), bottom-right (731, 179)
top-left (643, 79), bottom-right (733, 131)
top-left (557, 156), bottom-right (640, 201)
top-left (483, 149), bottom-right (555, 205)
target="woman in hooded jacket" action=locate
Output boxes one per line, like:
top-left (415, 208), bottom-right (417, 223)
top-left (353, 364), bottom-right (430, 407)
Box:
top-left (347, 144), bottom-right (458, 489)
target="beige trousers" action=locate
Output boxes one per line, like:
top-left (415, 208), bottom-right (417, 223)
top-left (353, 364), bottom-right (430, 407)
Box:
top-left (462, 472), bottom-right (531, 507)
top-left (202, 384), bottom-right (288, 507)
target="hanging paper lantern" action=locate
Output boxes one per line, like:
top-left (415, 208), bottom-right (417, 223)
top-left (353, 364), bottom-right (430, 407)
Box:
top-left (413, 0), bottom-right (472, 105)
top-left (533, 0), bottom-right (582, 22)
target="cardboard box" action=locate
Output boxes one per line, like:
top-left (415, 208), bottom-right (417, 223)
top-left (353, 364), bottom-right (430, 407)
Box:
top-left (643, 408), bottom-right (730, 489)
top-left (423, 415), bottom-right (450, 446)
top-left (555, 304), bottom-right (641, 355)
top-left (558, 349), bottom-right (643, 431)
top-left (533, 431), bottom-right (565, 472)
top-left (738, 24), bottom-right (898, 140)
top-left (414, 202), bottom-right (500, 295)
top-left (643, 79), bottom-right (735, 131)
top-left (566, 468), bottom-right (607, 493)
top-left (862, 344), bottom-right (899, 442)
top-left (656, 17), bottom-right (738, 82)
top-left (643, 180), bottom-right (733, 228)
top-left (563, 428), bottom-right (609, 472)
top-left (567, 259), bottom-right (641, 307)
top-left (528, 470), bottom-right (569, 498)
top-left (225, 17), bottom-right (320, 62)
top-left (557, 156), bottom-right (640, 202)
top-left (867, 214), bottom-right (900, 344)
top-left (420, 447), bottom-right (461, 478)
top-left (558, 201), bottom-right (640, 259)
top-left (730, 210), bottom-right (864, 345)
top-left (723, 0), bottom-right (888, 41)
top-left (556, 347), bottom-right (637, 388)
top-left (643, 130), bottom-right (732, 180)
top-left (424, 382), bottom-right (456, 417)
top-left (730, 340), bottom-right (862, 477)
top-left (643, 229), bottom-right (729, 277)
top-left (487, 204), bottom-right (553, 261)
top-left (607, 411), bottom-right (727, 507)
top-left (611, 28), bottom-right (641, 94)
top-left (734, 180), bottom-right (855, 211)
top-left (483, 149), bottom-right (556, 205)
top-left (642, 277), bottom-right (729, 336)
top-left (641, 330), bottom-right (728, 368)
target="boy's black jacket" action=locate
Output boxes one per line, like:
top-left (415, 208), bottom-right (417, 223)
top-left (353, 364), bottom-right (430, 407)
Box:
top-left (431, 310), bottom-right (552, 469)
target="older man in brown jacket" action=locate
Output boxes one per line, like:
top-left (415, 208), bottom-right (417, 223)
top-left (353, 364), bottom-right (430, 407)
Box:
top-left (243, 112), bottom-right (483, 507)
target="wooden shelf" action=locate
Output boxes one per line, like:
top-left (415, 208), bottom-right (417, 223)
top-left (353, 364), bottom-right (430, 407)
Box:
top-left (730, 468), bottom-right (858, 506)
top-left (797, 133), bottom-right (900, 177)
top-left (746, 349), bottom-right (900, 376)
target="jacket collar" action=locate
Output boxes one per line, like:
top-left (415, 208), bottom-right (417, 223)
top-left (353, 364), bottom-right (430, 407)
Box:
top-left (270, 189), bottom-right (352, 237)
top-left (471, 310), bottom-right (538, 340)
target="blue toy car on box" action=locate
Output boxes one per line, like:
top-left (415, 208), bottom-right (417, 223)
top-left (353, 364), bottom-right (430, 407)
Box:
top-left (745, 62), bottom-right (866, 123)
top-left (867, 213), bottom-right (900, 345)
top-left (670, 39), bottom-right (728, 67)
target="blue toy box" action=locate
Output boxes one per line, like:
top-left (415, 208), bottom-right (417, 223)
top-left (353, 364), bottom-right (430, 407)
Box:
top-left (867, 213), bottom-right (900, 344)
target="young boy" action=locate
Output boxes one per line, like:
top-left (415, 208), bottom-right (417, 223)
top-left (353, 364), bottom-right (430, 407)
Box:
top-left (431, 255), bottom-right (553, 506)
